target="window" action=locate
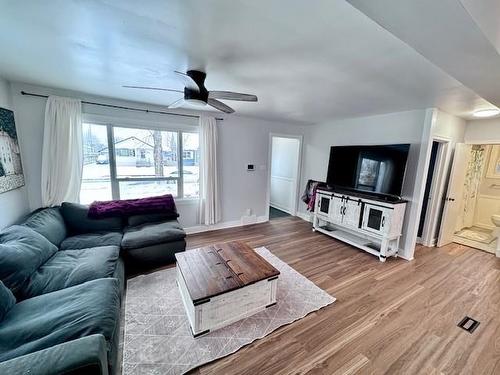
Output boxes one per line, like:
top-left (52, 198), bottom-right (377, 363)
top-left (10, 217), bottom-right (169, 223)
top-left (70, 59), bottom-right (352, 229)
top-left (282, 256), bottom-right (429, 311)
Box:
top-left (81, 123), bottom-right (112, 204)
top-left (182, 132), bottom-right (200, 198)
top-left (80, 122), bottom-right (199, 203)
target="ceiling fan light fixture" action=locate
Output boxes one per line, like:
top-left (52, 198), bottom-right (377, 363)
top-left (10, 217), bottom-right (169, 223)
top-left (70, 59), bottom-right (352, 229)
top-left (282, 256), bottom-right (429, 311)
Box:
top-left (123, 69), bottom-right (256, 114)
top-left (184, 98), bottom-right (207, 107)
top-left (472, 108), bottom-right (500, 118)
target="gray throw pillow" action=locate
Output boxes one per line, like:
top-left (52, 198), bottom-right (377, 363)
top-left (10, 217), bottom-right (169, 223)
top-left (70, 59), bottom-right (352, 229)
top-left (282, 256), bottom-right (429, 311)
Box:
top-left (0, 280), bottom-right (16, 321)
top-left (22, 207), bottom-right (67, 246)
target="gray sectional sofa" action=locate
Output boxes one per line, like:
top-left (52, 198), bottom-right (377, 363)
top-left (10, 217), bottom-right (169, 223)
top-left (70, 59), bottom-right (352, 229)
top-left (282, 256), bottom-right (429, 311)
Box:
top-left (0, 203), bottom-right (186, 374)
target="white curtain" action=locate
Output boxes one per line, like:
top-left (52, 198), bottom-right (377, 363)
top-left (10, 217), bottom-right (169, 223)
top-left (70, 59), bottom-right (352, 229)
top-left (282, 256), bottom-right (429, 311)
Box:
top-left (41, 96), bottom-right (83, 206)
top-left (199, 115), bottom-right (220, 225)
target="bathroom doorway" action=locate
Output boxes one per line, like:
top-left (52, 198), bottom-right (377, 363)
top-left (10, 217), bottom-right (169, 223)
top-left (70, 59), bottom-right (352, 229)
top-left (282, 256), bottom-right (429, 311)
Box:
top-left (438, 144), bottom-right (500, 255)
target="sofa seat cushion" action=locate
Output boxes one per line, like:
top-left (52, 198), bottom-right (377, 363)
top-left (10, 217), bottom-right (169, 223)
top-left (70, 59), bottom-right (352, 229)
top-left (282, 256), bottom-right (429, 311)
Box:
top-left (61, 202), bottom-right (123, 235)
top-left (0, 278), bottom-right (120, 363)
top-left (121, 220), bottom-right (186, 250)
top-left (0, 226), bottom-right (58, 295)
top-left (18, 246), bottom-right (120, 300)
top-left (0, 281), bottom-right (15, 322)
top-left (60, 232), bottom-right (123, 250)
top-left (22, 207), bottom-right (67, 247)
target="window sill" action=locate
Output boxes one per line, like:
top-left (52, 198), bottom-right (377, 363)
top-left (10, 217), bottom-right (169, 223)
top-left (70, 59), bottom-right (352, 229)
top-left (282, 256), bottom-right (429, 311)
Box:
top-left (175, 198), bottom-right (200, 205)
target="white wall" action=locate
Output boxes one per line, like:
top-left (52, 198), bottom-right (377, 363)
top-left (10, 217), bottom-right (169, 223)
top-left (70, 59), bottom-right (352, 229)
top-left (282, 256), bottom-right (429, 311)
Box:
top-left (465, 118), bottom-right (500, 144)
top-left (432, 110), bottom-right (466, 145)
top-left (0, 78), bottom-right (29, 228)
top-left (10, 82), bottom-right (307, 229)
top-left (8, 79), bottom-right (455, 260)
top-left (298, 109), bottom-right (431, 259)
top-left (270, 136), bottom-right (301, 213)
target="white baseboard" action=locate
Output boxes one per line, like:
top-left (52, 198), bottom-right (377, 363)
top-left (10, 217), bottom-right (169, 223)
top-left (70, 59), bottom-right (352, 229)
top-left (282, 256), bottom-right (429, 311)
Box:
top-left (296, 211), bottom-right (313, 222)
top-left (185, 215), bottom-right (268, 234)
top-left (397, 253), bottom-right (413, 261)
top-left (270, 203), bottom-right (292, 215)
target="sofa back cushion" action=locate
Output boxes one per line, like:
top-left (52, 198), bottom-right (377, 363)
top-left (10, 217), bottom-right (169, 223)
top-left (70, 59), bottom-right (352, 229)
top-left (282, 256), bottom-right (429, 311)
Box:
top-left (127, 213), bottom-right (179, 227)
top-left (0, 280), bottom-right (16, 321)
top-left (22, 207), bottom-right (67, 247)
top-left (0, 225), bottom-right (58, 295)
top-left (61, 202), bottom-right (123, 235)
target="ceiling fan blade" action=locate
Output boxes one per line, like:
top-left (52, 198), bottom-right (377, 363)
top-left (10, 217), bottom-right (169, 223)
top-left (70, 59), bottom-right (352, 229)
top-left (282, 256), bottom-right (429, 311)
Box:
top-left (174, 71), bottom-right (200, 92)
top-left (207, 98), bottom-right (235, 113)
top-left (168, 98), bottom-right (185, 109)
top-left (122, 85), bottom-right (183, 93)
top-left (208, 91), bottom-right (258, 102)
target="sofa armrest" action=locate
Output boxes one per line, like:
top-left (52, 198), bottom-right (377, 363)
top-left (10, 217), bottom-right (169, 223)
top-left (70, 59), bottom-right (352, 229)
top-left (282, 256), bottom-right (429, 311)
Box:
top-left (0, 334), bottom-right (109, 375)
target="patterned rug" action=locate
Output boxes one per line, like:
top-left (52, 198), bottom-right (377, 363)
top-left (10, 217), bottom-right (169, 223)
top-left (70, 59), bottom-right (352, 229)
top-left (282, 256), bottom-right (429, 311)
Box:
top-left (122, 247), bottom-right (335, 374)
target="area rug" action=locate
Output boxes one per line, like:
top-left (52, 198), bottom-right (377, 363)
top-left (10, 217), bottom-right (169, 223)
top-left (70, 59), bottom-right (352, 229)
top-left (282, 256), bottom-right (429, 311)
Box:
top-left (122, 247), bottom-right (335, 374)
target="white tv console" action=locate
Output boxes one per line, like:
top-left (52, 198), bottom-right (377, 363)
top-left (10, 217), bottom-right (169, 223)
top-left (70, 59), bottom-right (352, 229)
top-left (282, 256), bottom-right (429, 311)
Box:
top-left (312, 189), bottom-right (407, 262)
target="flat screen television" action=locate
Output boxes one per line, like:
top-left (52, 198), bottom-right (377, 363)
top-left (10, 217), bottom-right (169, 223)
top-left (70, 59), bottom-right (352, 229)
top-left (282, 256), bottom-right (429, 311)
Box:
top-left (326, 144), bottom-right (410, 198)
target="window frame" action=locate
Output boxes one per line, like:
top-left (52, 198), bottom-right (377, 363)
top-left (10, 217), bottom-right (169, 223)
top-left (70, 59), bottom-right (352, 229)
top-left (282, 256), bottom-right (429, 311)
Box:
top-left (81, 119), bottom-right (199, 201)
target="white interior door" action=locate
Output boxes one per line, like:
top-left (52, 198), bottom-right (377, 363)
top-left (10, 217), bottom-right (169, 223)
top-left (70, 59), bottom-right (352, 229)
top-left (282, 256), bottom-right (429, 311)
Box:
top-left (437, 143), bottom-right (471, 247)
top-left (421, 140), bottom-right (450, 246)
top-left (270, 136), bottom-right (301, 215)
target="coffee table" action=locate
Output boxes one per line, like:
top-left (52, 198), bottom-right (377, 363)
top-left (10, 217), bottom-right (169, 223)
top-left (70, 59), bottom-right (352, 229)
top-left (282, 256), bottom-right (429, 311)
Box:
top-left (175, 241), bottom-right (280, 337)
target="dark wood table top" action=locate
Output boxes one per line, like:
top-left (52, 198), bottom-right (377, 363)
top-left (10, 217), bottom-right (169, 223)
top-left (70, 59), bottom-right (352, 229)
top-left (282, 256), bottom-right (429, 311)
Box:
top-left (175, 241), bottom-right (280, 304)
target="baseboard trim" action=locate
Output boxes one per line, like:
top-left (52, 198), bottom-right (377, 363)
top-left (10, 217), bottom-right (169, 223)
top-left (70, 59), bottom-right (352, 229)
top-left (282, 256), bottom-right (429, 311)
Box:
top-left (296, 211), bottom-right (313, 222)
top-left (185, 215), bottom-right (268, 235)
top-left (270, 203), bottom-right (293, 215)
top-left (397, 254), bottom-right (413, 261)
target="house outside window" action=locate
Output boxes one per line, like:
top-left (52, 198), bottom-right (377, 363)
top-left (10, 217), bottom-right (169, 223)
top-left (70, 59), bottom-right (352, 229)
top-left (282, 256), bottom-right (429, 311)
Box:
top-left (80, 122), bottom-right (199, 204)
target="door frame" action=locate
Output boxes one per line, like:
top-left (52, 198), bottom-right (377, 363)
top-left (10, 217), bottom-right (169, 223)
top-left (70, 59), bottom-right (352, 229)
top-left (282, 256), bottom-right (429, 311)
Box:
top-left (266, 133), bottom-right (303, 219)
top-left (419, 136), bottom-right (451, 247)
top-left (437, 143), bottom-right (472, 247)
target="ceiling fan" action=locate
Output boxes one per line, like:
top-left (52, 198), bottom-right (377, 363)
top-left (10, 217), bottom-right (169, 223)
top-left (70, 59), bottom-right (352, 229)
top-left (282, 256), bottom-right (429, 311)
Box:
top-left (123, 70), bottom-right (258, 114)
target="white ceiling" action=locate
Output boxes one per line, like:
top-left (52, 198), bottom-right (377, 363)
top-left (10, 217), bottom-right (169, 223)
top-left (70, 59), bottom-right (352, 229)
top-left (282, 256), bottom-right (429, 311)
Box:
top-left (348, 0), bottom-right (500, 114)
top-left (0, 0), bottom-right (497, 124)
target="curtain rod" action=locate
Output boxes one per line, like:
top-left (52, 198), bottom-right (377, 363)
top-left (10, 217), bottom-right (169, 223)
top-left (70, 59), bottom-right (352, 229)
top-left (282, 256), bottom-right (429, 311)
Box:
top-left (20, 91), bottom-right (223, 121)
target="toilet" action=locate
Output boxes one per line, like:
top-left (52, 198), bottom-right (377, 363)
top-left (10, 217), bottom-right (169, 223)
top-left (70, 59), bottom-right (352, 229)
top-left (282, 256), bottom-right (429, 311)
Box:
top-left (491, 214), bottom-right (500, 257)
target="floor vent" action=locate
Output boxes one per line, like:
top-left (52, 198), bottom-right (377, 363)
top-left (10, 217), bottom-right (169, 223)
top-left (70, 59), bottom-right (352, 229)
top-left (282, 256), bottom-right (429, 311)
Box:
top-left (457, 316), bottom-right (480, 333)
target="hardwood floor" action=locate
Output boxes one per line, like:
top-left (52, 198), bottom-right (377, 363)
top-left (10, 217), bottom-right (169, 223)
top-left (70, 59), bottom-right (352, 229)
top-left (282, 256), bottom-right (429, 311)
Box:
top-left (185, 217), bottom-right (500, 375)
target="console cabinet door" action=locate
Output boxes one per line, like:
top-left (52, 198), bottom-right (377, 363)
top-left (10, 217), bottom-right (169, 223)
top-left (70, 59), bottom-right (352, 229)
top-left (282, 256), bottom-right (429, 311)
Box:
top-left (343, 199), bottom-right (362, 229)
top-left (316, 194), bottom-right (332, 217)
top-left (329, 195), bottom-right (344, 224)
top-left (362, 205), bottom-right (392, 235)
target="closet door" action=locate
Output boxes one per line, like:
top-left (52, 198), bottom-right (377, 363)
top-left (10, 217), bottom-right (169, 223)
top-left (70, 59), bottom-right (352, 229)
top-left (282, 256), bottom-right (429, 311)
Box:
top-left (437, 144), bottom-right (471, 247)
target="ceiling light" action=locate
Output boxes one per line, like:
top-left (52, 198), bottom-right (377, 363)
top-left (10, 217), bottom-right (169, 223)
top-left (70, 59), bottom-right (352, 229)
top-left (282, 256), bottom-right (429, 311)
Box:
top-left (472, 109), bottom-right (500, 118)
top-left (185, 98), bottom-right (207, 107)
